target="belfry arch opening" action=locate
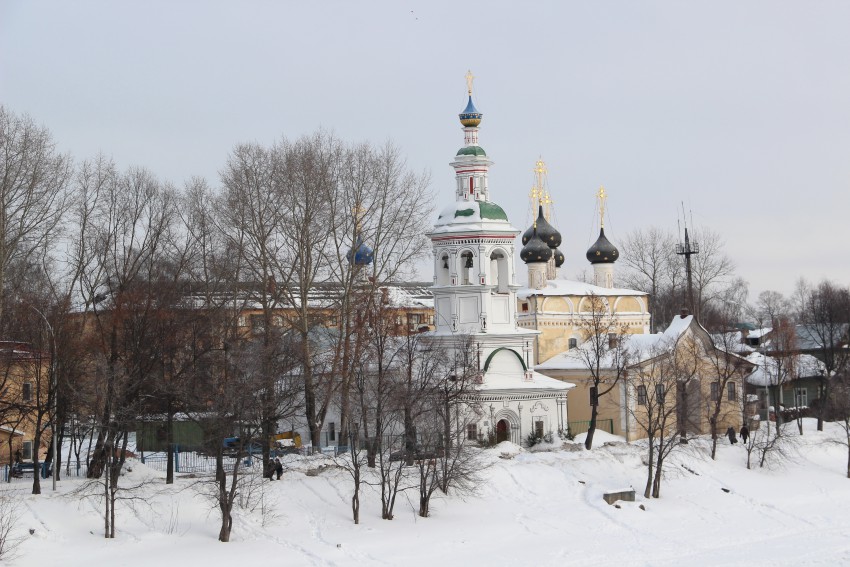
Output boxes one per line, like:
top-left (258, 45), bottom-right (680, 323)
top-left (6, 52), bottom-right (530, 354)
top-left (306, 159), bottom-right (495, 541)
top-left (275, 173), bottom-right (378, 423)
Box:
top-left (437, 253), bottom-right (451, 285)
top-left (460, 251), bottom-right (474, 285)
top-left (489, 249), bottom-right (509, 293)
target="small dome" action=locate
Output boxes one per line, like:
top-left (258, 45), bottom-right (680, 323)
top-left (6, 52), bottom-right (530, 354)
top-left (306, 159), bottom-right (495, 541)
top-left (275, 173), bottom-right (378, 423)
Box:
top-left (521, 206), bottom-right (561, 248)
top-left (347, 236), bottom-right (374, 266)
top-left (553, 248), bottom-right (565, 268)
top-left (585, 228), bottom-right (619, 264)
top-left (520, 229), bottom-right (552, 264)
top-left (456, 145), bottom-right (487, 157)
top-left (459, 96), bottom-right (482, 127)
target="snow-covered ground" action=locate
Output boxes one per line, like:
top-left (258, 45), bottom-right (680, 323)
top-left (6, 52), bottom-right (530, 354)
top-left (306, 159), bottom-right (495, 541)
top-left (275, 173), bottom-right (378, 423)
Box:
top-left (6, 419), bottom-right (850, 566)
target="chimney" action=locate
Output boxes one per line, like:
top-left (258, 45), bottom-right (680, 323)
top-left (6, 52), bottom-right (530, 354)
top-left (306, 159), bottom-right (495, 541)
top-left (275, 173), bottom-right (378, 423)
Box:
top-left (680, 308), bottom-right (689, 319)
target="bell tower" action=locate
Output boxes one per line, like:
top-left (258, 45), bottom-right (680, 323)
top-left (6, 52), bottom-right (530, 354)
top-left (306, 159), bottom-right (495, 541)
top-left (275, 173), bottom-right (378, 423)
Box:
top-left (426, 73), bottom-right (541, 375)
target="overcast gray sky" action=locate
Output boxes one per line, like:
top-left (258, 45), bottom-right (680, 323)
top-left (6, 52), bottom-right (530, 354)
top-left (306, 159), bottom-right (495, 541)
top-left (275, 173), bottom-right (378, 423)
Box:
top-left (2, 1), bottom-right (849, 297)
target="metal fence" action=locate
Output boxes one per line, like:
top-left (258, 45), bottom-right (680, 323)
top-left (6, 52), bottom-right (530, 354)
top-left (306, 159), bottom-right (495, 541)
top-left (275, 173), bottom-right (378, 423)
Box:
top-left (140, 450), bottom-right (266, 474)
top-left (566, 419), bottom-right (614, 438)
top-left (3, 461), bottom-right (89, 483)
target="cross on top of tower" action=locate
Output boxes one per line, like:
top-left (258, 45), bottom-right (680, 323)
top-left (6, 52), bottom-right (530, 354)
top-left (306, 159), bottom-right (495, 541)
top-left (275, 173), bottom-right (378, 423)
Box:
top-left (597, 186), bottom-right (607, 229)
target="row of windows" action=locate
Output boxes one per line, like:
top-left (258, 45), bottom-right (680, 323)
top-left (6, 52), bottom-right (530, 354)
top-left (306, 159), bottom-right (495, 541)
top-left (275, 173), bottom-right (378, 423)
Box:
top-left (635, 382), bottom-right (739, 406)
top-left (710, 381), bottom-right (738, 402)
top-left (636, 384), bottom-right (667, 405)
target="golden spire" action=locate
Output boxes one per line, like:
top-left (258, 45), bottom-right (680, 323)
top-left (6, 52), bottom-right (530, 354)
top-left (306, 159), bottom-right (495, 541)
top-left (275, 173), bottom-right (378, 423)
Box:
top-left (354, 203), bottom-right (367, 233)
top-left (465, 70), bottom-right (475, 96)
top-left (597, 185), bottom-right (607, 229)
top-left (534, 159), bottom-right (554, 221)
top-left (529, 185), bottom-right (541, 211)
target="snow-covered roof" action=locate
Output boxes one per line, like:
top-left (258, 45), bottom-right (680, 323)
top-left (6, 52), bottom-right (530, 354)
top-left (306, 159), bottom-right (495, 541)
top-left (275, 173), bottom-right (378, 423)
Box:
top-left (536, 315), bottom-right (694, 371)
top-left (480, 369), bottom-right (573, 392)
top-left (383, 284), bottom-right (434, 309)
top-left (745, 351), bottom-right (827, 387)
top-left (517, 278), bottom-right (646, 300)
top-left (795, 324), bottom-right (849, 351)
top-left (748, 328), bottom-right (772, 340)
top-left (88, 282), bottom-right (435, 313)
top-left (429, 200), bottom-right (520, 236)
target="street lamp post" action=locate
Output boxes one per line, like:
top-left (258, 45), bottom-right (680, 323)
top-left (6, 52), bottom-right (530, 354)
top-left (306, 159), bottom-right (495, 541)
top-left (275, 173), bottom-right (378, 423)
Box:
top-left (30, 305), bottom-right (58, 492)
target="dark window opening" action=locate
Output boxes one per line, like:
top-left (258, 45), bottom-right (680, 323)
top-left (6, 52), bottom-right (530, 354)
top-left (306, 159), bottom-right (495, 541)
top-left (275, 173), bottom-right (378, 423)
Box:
top-left (637, 385), bottom-right (647, 405)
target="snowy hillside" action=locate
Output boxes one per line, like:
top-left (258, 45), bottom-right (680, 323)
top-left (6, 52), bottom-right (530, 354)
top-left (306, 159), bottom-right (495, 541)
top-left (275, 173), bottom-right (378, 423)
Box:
top-left (6, 419), bottom-right (850, 566)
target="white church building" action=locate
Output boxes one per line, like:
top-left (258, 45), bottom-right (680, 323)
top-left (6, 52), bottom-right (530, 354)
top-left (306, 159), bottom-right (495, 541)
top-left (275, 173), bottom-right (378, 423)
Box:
top-left (426, 75), bottom-right (573, 445)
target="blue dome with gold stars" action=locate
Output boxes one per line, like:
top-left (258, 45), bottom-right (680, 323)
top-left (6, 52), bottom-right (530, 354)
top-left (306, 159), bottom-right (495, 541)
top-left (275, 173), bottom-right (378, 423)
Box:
top-left (347, 236), bottom-right (374, 266)
top-left (459, 96), bottom-right (482, 127)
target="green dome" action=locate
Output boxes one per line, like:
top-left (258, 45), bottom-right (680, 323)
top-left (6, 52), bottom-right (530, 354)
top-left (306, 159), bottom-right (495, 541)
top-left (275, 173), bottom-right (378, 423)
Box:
top-left (456, 145), bottom-right (487, 157)
top-left (434, 200), bottom-right (511, 228)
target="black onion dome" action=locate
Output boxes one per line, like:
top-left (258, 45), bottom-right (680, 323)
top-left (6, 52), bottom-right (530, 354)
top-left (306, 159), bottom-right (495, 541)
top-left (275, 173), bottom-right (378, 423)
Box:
top-left (522, 206), bottom-right (562, 248)
top-left (520, 228), bottom-right (553, 264)
top-left (585, 228), bottom-right (619, 264)
top-left (553, 248), bottom-right (565, 268)
top-left (521, 224), bottom-right (534, 246)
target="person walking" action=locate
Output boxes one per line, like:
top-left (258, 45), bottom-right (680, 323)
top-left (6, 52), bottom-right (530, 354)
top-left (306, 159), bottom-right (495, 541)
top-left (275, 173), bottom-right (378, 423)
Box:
top-left (726, 426), bottom-right (738, 444)
top-left (274, 458), bottom-right (283, 481)
top-left (740, 425), bottom-right (750, 444)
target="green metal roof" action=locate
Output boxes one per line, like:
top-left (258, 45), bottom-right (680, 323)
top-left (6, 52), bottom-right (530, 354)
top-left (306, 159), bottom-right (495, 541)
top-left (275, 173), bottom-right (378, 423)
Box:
top-left (478, 201), bottom-right (508, 221)
top-left (456, 145), bottom-right (487, 157)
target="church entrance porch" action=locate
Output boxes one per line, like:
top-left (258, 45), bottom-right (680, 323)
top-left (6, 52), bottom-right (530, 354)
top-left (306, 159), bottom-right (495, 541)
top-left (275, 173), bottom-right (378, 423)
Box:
top-left (496, 419), bottom-right (510, 443)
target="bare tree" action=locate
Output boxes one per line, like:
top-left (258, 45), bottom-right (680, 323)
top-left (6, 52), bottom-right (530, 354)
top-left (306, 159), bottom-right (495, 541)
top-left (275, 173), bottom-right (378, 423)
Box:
top-left (0, 107), bottom-right (72, 325)
top-left (575, 294), bottom-right (630, 449)
top-left (619, 226), bottom-right (738, 327)
top-left (828, 372), bottom-right (850, 478)
top-left (0, 487), bottom-right (22, 561)
top-left (194, 339), bottom-right (269, 542)
top-left (704, 313), bottom-right (755, 459)
top-left (619, 227), bottom-right (678, 331)
top-left (218, 133), bottom-right (432, 457)
top-left (69, 163), bottom-right (178, 503)
top-left (628, 333), bottom-right (699, 498)
top-left (327, 141), bottom-right (432, 447)
top-left (798, 280), bottom-right (850, 431)
top-left (688, 227), bottom-right (736, 322)
top-left (336, 423), bottom-right (368, 524)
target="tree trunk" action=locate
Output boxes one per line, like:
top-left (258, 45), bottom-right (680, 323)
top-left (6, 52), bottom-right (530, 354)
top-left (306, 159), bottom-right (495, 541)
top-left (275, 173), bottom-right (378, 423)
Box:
top-left (31, 417), bottom-right (43, 495)
top-left (166, 400), bottom-right (174, 484)
top-left (351, 477), bottom-right (360, 524)
top-left (644, 440), bottom-right (654, 499)
top-left (709, 405), bottom-right (720, 460)
top-left (652, 459), bottom-right (663, 498)
top-left (817, 380), bottom-right (827, 432)
top-left (218, 511), bottom-right (232, 542)
top-left (585, 401), bottom-right (599, 450)
top-left (104, 456), bottom-right (111, 538)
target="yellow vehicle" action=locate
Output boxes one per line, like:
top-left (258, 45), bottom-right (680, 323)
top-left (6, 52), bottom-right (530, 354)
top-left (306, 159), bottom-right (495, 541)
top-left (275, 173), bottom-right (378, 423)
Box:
top-left (272, 431), bottom-right (302, 454)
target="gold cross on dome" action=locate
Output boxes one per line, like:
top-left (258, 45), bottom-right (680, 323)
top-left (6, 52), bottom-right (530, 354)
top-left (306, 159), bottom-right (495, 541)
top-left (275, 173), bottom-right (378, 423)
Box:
top-left (465, 70), bottom-right (475, 95)
top-left (597, 186), bottom-right (607, 228)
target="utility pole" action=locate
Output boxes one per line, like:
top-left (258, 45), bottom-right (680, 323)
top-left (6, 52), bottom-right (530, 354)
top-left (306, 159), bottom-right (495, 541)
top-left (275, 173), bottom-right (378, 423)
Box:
top-left (675, 226), bottom-right (699, 319)
top-left (30, 305), bottom-right (58, 491)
